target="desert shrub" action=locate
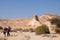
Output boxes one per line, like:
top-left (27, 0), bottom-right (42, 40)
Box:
top-left (35, 25), bottom-right (50, 35)
top-left (55, 28), bottom-right (60, 34)
top-left (25, 29), bottom-right (29, 32)
top-left (0, 26), bottom-right (3, 30)
top-left (22, 29), bottom-right (29, 32)
top-left (22, 29), bottom-right (26, 32)
top-left (29, 28), bottom-right (35, 32)
top-left (19, 28), bottom-right (22, 31)
top-left (50, 18), bottom-right (60, 28)
top-left (15, 28), bottom-right (22, 31)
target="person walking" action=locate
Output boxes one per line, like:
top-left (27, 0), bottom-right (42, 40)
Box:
top-left (3, 26), bottom-right (11, 36)
top-left (3, 27), bottom-right (8, 36)
top-left (7, 26), bottom-right (11, 36)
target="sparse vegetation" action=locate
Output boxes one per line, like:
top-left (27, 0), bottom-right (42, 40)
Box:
top-left (15, 28), bottom-right (22, 31)
top-left (50, 18), bottom-right (60, 28)
top-left (29, 28), bottom-right (35, 32)
top-left (55, 28), bottom-right (60, 34)
top-left (35, 25), bottom-right (50, 35)
top-left (22, 29), bottom-right (26, 32)
top-left (50, 18), bottom-right (60, 34)
top-left (0, 26), bottom-right (3, 30)
top-left (15, 28), bottom-right (29, 32)
top-left (25, 29), bottom-right (29, 32)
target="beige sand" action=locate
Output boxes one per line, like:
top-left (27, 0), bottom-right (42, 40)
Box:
top-left (0, 31), bottom-right (60, 40)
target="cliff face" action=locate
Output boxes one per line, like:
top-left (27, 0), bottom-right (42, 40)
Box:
top-left (0, 14), bottom-right (60, 31)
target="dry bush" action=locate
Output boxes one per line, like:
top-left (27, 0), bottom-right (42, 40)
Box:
top-left (35, 25), bottom-right (50, 35)
top-left (15, 28), bottom-right (22, 31)
top-left (25, 29), bottom-right (29, 32)
top-left (29, 28), bottom-right (35, 32)
top-left (55, 28), bottom-right (60, 34)
top-left (50, 18), bottom-right (60, 28)
top-left (22, 29), bottom-right (29, 32)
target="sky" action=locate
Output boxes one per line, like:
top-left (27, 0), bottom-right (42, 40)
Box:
top-left (0, 0), bottom-right (60, 19)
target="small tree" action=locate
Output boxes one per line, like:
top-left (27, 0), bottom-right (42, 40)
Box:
top-left (35, 25), bottom-right (50, 35)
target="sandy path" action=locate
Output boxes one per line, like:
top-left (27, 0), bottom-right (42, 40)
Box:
top-left (0, 31), bottom-right (60, 40)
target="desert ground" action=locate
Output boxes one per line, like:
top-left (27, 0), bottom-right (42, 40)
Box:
top-left (0, 31), bottom-right (60, 40)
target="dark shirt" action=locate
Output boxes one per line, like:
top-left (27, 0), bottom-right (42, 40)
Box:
top-left (4, 27), bottom-right (8, 32)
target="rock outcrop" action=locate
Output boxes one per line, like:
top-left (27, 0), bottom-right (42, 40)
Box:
top-left (28, 15), bottom-right (41, 29)
top-left (39, 14), bottom-right (60, 33)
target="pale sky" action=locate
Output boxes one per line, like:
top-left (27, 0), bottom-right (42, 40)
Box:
top-left (0, 0), bottom-right (60, 19)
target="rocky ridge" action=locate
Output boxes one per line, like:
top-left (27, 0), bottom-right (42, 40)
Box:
top-left (0, 14), bottom-right (60, 31)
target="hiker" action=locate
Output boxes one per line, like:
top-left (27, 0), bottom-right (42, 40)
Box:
top-left (3, 26), bottom-right (11, 36)
top-left (3, 27), bottom-right (8, 36)
top-left (7, 26), bottom-right (11, 36)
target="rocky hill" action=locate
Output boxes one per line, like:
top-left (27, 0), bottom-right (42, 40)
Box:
top-left (0, 14), bottom-right (60, 31)
top-left (0, 18), bottom-right (32, 29)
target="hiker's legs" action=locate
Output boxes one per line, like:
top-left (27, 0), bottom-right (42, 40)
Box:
top-left (3, 32), bottom-right (6, 36)
top-left (7, 31), bottom-right (10, 36)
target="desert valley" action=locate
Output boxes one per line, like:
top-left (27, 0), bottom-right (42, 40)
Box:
top-left (0, 14), bottom-right (60, 40)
